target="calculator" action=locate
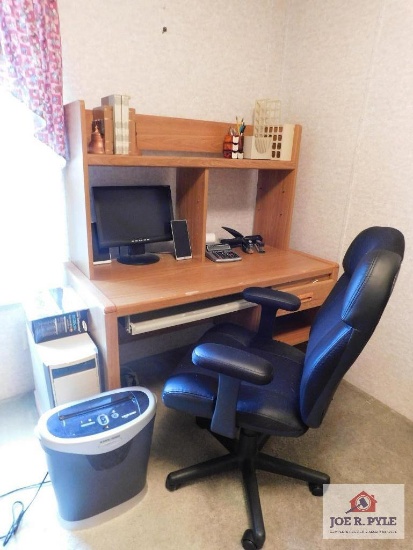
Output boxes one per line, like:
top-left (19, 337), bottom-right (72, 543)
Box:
top-left (205, 243), bottom-right (242, 262)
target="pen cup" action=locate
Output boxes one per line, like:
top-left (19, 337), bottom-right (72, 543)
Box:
top-left (223, 134), bottom-right (244, 159)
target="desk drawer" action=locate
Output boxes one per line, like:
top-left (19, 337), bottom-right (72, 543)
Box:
top-left (272, 276), bottom-right (335, 315)
top-left (218, 275), bottom-right (336, 338)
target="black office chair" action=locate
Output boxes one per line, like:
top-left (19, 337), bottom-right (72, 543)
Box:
top-left (162, 227), bottom-right (404, 549)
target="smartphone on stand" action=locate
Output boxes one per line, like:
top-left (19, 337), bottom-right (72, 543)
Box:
top-left (171, 220), bottom-right (192, 260)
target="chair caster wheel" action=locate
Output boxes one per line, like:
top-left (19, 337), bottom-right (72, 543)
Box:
top-left (309, 482), bottom-right (324, 496)
top-left (165, 475), bottom-right (180, 492)
top-left (242, 529), bottom-right (264, 550)
top-left (242, 529), bottom-right (257, 550)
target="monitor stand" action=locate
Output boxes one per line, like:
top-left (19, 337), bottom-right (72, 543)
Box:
top-left (117, 243), bottom-right (160, 266)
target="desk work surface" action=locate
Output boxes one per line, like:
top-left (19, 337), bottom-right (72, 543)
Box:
top-left (86, 247), bottom-right (338, 318)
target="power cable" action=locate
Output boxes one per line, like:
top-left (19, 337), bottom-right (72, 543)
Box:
top-left (0, 473), bottom-right (50, 546)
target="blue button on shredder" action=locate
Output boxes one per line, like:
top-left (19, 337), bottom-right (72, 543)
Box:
top-left (36, 386), bottom-right (156, 529)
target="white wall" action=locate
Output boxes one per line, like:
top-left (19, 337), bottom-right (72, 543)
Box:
top-left (283, 0), bottom-right (413, 420)
top-left (59, 0), bottom-right (285, 123)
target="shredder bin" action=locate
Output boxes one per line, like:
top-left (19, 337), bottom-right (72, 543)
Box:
top-left (36, 386), bottom-right (156, 530)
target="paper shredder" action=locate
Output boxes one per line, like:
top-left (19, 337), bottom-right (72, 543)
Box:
top-left (36, 387), bottom-right (156, 529)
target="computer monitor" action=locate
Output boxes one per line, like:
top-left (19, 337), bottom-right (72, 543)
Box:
top-left (92, 185), bottom-right (174, 265)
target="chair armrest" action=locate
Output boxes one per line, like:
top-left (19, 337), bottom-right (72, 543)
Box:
top-left (192, 343), bottom-right (273, 439)
top-left (242, 287), bottom-right (301, 340)
top-left (242, 287), bottom-right (301, 312)
top-left (192, 343), bottom-right (273, 385)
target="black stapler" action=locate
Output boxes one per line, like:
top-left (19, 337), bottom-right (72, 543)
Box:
top-left (220, 226), bottom-right (265, 254)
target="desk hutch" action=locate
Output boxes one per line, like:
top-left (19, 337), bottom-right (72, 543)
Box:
top-left (63, 100), bottom-right (338, 389)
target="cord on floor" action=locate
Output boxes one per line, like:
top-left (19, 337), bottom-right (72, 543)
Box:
top-left (0, 473), bottom-right (50, 546)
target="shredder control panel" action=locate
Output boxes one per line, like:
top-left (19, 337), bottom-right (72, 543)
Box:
top-left (47, 390), bottom-right (150, 438)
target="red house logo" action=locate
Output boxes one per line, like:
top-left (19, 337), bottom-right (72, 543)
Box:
top-left (346, 491), bottom-right (377, 513)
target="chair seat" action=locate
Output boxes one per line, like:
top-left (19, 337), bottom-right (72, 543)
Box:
top-left (163, 323), bottom-right (308, 437)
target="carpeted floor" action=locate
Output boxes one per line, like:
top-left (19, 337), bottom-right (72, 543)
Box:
top-left (0, 354), bottom-right (412, 550)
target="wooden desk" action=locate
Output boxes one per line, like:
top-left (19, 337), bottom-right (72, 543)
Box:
top-left (65, 247), bottom-right (338, 390)
top-left (63, 101), bottom-right (338, 389)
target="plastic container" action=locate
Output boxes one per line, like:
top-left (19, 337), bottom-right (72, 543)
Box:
top-left (36, 387), bottom-right (156, 529)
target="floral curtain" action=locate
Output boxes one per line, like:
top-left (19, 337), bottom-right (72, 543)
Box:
top-left (0, 0), bottom-right (66, 158)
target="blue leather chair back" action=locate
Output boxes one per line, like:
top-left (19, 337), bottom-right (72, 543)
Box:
top-left (300, 227), bottom-right (405, 428)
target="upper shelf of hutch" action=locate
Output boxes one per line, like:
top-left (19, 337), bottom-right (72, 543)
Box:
top-left (76, 98), bottom-right (301, 170)
top-left (87, 153), bottom-right (297, 170)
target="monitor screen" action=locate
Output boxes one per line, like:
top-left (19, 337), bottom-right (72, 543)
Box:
top-left (92, 185), bottom-right (174, 265)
